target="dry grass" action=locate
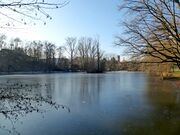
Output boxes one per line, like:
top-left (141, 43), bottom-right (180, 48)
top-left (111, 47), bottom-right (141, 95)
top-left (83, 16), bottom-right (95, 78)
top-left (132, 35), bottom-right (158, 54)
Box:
top-left (172, 71), bottom-right (180, 78)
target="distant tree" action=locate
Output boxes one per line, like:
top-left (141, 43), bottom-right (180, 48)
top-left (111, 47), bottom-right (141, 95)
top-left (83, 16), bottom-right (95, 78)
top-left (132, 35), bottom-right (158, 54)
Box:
top-left (64, 37), bottom-right (77, 70)
top-left (58, 57), bottom-right (70, 71)
top-left (13, 37), bottom-right (21, 49)
top-left (83, 37), bottom-right (93, 70)
top-left (115, 0), bottom-right (180, 68)
top-left (100, 58), bottom-right (107, 72)
top-left (87, 38), bottom-right (97, 71)
top-left (77, 37), bottom-right (97, 72)
top-left (9, 39), bottom-right (15, 50)
top-left (0, 34), bottom-right (7, 49)
top-left (26, 42), bottom-right (33, 57)
top-left (0, 0), bottom-right (68, 27)
top-left (93, 37), bottom-right (101, 71)
top-left (78, 37), bottom-right (88, 70)
top-left (109, 57), bottom-right (118, 71)
top-left (57, 46), bottom-right (64, 59)
top-left (57, 46), bottom-right (65, 69)
top-left (30, 41), bottom-right (43, 62)
top-left (44, 41), bottom-right (56, 72)
top-left (77, 37), bottom-right (105, 72)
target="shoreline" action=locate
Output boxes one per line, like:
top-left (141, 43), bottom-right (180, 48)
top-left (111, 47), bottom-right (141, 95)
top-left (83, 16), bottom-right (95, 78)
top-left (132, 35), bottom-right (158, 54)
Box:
top-left (0, 71), bottom-right (78, 76)
top-left (0, 71), bottom-right (179, 89)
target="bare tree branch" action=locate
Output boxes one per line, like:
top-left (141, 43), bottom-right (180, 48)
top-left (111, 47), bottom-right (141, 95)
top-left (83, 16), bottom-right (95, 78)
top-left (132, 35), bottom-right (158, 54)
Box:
top-left (116, 0), bottom-right (180, 68)
top-left (0, 0), bottom-right (69, 27)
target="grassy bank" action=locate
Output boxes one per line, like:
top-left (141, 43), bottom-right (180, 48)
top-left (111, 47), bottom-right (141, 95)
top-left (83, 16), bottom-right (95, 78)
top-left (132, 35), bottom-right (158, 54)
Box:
top-left (172, 71), bottom-right (180, 78)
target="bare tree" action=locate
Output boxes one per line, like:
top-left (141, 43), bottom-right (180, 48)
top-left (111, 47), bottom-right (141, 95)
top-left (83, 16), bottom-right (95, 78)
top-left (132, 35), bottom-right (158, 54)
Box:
top-left (115, 0), bottom-right (180, 68)
top-left (0, 0), bottom-right (68, 27)
top-left (93, 37), bottom-right (100, 71)
top-left (56, 46), bottom-right (66, 70)
top-left (78, 37), bottom-right (87, 70)
top-left (77, 37), bottom-right (105, 72)
top-left (30, 40), bottom-right (43, 61)
top-left (57, 46), bottom-right (64, 59)
top-left (13, 37), bottom-right (21, 49)
top-left (77, 37), bottom-right (97, 71)
top-left (0, 34), bottom-right (7, 49)
top-left (44, 41), bottom-right (56, 71)
top-left (64, 37), bottom-right (77, 70)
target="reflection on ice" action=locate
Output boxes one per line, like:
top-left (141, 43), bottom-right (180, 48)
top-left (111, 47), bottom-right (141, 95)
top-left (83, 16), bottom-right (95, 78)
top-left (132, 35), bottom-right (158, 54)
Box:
top-left (0, 73), bottom-right (179, 135)
top-left (0, 80), bottom-right (69, 135)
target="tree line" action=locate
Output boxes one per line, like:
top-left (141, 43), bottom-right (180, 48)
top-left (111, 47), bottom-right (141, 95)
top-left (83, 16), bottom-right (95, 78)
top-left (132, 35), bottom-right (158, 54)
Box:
top-left (0, 34), bottom-right (122, 73)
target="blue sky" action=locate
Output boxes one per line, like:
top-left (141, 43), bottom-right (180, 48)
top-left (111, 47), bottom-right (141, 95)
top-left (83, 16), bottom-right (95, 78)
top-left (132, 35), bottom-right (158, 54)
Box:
top-left (1, 0), bottom-right (124, 55)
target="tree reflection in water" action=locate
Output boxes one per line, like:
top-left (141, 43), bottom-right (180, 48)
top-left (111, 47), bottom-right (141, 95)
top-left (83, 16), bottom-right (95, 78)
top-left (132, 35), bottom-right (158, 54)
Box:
top-left (121, 77), bottom-right (180, 135)
top-left (0, 81), bottom-right (70, 135)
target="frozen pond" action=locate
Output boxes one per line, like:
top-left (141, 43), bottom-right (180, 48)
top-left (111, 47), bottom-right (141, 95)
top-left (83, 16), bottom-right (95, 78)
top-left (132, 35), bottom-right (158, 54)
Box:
top-left (0, 72), bottom-right (179, 135)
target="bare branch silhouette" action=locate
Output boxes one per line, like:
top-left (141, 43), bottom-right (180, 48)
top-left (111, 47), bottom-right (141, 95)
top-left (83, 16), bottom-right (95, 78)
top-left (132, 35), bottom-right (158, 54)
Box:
top-left (0, 0), bottom-right (69, 27)
top-left (116, 0), bottom-right (180, 68)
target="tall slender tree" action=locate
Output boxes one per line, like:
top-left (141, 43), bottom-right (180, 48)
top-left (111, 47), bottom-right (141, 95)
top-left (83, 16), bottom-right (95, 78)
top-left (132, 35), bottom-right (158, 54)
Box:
top-left (65, 37), bottom-right (77, 70)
